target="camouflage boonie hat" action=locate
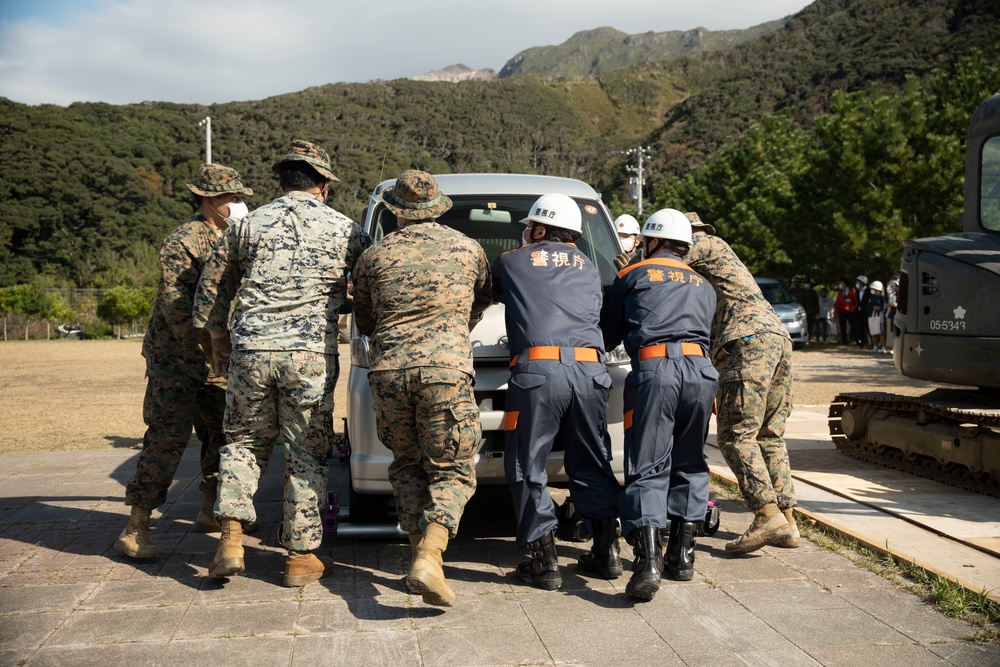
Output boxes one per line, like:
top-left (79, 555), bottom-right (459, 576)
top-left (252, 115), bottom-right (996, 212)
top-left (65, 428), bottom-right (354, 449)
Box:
top-left (684, 211), bottom-right (716, 236)
top-left (271, 139), bottom-right (340, 182)
top-left (186, 164), bottom-right (253, 198)
top-left (381, 170), bottom-right (452, 221)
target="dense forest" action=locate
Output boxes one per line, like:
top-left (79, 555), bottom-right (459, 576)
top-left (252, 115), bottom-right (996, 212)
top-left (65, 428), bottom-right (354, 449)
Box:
top-left (1, 0), bottom-right (999, 334)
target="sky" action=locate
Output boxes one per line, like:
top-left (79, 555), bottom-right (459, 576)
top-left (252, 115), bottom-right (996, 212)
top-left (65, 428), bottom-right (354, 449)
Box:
top-left (0, 0), bottom-right (814, 107)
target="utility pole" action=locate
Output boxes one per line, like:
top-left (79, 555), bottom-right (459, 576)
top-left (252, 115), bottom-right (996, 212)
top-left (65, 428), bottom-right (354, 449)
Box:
top-left (198, 116), bottom-right (212, 164)
top-left (624, 145), bottom-right (651, 216)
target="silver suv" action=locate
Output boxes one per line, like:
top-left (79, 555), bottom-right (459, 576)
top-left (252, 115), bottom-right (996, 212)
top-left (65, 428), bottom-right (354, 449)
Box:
top-left (346, 174), bottom-right (631, 522)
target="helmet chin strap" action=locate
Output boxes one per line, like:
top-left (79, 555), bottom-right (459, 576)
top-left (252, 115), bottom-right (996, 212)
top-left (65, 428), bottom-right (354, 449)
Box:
top-left (645, 237), bottom-right (662, 257)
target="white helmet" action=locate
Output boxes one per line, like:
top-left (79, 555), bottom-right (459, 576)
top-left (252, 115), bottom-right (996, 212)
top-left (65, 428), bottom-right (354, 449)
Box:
top-left (520, 193), bottom-right (582, 233)
top-left (641, 208), bottom-right (692, 245)
top-left (856, 275), bottom-right (868, 285)
top-left (615, 214), bottom-right (640, 236)
top-left (870, 280), bottom-right (883, 291)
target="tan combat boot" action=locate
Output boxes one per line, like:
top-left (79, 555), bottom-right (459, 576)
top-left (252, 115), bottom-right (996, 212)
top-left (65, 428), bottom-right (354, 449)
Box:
top-left (284, 551), bottom-right (335, 587)
top-left (774, 508), bottom-right (801, 548)
top-left (408, 530), bottom-right (422, 556)
top-left (725, 503), bottom-right (794, 554)
top-left (208, 518), bottom-right (245, 578)
top-left (403, 530), bottom-right (423, 594)
top-left (193, 488), bottom-right (220, 533)
top-left (114, 506), bottom-right (160, 559)
top-left (406, 522), bottom-right (455, 607)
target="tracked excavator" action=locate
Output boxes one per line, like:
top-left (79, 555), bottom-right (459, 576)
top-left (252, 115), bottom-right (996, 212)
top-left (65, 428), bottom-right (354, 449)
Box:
top-left (828, 92), bottom-right (1000, 497)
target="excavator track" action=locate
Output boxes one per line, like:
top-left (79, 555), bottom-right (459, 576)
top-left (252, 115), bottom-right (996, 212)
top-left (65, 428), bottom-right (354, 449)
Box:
top-left (828, 390), bottom-right (1000, 499)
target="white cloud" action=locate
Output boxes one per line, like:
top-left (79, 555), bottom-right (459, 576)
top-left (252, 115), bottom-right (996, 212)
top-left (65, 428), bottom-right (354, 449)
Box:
top-left (0, 0), bottom-right (813, 106)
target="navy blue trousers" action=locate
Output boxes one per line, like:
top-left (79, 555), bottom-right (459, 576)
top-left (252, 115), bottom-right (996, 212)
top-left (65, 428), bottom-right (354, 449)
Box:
top-left (619, 353), bottom-right (718, 541)
top-left (504, 356), bottom-right (621, 548)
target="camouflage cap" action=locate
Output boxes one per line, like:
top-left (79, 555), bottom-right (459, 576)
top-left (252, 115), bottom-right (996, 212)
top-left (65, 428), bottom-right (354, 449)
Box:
top-left (186, 163), bottom-right (253, 198)
top-left (684, 211), bottom-right (716, 236)
top-left (381, 170), bottom-right (452, 221)
top-left (271, 139), bottom-right (340, 182)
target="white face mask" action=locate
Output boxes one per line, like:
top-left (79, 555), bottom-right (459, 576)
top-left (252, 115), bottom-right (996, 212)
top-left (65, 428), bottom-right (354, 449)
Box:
top-left (521, 226), bottom-right (532, 247)
top-left (224, 201), bottom-right (249, 224)
top-left (619, 235), bottom-right (636, 253)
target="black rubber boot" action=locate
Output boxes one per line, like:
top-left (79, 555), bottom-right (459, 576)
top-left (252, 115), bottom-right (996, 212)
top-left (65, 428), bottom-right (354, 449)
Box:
top-left (577, 518), bottom-right (623, 579)
top-left (517, 530), bottom-right (562, 591)
top-left (625, 525), bottom-right (663, 601)
top-left (664, 520), bottom-right (697, 581)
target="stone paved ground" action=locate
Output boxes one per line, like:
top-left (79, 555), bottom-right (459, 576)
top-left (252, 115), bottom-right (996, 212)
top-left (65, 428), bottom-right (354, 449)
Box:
top-left (1, 446), bottom-right (998, 667)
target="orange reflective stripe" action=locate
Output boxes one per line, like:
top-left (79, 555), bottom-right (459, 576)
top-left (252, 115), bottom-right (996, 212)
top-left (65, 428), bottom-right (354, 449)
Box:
top-left (618, 257), bottom-right (695, 279)
top-left (624, 409), bottom-right (633, 431)
top-left (504, 411), bottom-right (519, 431)
top-left (638, 342), bottom-right (705, 360)
top-left (526, 346), bottom-right (561, 361)
top-left (515, 346), bottom-right (601, 363)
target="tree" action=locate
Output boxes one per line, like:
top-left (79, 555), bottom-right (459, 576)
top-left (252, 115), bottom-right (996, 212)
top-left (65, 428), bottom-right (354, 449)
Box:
top-left (0, 284), bottom-right (57, 340)
top-left (96, 286), bottom-right (153, 339)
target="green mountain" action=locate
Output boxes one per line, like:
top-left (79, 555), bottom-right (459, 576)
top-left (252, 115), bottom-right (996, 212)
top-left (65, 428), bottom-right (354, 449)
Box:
top-left (0, 0), bottom-right (997, 290)
top-left (498, 21), bottom-right (788, 79)
top-left (648, 0), bottom-right (1000, 171)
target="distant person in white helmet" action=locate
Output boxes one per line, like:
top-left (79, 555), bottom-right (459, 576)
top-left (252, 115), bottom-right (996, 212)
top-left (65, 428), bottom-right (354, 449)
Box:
top-left (867, 280), bottom-right (887, 352)
top-left (491, 193), bottom-right (622, 592)
top-left (601, 208), bottom-right (718, 601)
top-left (614, 214), bottom-right (642, 269)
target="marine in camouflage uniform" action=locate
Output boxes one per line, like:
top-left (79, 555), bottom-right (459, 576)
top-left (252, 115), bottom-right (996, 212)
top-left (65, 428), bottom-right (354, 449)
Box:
top-left (115, 163), bottom-right (253, 561)
top-left (193, 140), bottom-right (373, 586)
top-left (682, 212), bottom-right (799, 554)
top-left (352, 170), bottom-right (491, 608)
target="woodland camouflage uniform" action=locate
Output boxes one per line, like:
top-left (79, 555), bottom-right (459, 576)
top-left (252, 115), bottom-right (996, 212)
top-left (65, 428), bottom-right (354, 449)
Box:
top-left (351, 170), bottom-right (492, 539)
top-left (126, 164), bottom-right (252, 513)
top-left (193, 141), bottom-right (372, 554)
top-left (682, 224), bottom-right (796, 514)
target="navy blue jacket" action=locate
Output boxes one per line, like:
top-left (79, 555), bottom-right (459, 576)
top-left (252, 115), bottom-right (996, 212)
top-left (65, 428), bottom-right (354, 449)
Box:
top-left (491, 240), bottom-right (605, 356)
top-left (600, 252), bottom-right (715, 363)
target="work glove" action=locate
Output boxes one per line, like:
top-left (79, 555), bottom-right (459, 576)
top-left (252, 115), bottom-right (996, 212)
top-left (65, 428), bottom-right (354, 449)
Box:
top-left (211, 333), bottom-right (232, 378)
top-left (613, 252), bottom-right (632, 271)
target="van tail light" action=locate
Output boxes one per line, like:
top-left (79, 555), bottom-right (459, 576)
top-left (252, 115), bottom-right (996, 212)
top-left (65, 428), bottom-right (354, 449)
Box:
top-left (605, 344), bottom-right (630, 367)
top-left (350, 335), bottom-right (371, 368)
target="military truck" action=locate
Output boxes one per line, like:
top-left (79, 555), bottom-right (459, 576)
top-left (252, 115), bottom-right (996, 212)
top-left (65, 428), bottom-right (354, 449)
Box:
top-left (829, 92), bottom-right (1000, 497)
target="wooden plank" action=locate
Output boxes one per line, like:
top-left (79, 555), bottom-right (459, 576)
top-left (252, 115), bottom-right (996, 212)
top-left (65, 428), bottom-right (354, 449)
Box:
top-left (788, 449), bottom-right (1000, 558)
top-left (706, 445), bottom-right (1000, 605)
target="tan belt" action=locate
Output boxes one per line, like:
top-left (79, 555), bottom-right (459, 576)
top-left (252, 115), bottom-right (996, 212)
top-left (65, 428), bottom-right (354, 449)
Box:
top-left (638, 342), bottom-right (704, 361)
top-left (510, 346), bottom-right (600, 368)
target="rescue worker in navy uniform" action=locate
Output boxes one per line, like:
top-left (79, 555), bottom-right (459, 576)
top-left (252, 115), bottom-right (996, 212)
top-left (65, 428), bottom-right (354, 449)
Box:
top-left (601, 209), bottom-right (718, 600)
top-left (492, 193), bottom-right (622, 590)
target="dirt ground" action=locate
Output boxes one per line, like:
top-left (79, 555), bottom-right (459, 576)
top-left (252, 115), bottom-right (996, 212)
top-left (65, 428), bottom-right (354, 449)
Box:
top-left (0, 339), bottom-right (936, 454)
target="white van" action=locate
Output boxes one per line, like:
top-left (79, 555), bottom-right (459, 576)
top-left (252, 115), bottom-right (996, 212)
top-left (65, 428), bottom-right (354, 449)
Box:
top-left (346, 174), bottom-right (631, 522)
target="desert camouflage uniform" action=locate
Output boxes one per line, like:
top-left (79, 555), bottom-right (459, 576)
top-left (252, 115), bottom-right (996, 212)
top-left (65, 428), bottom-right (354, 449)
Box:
top-left (683, 233), bottom-right (796, 511)
top-left (125, 215), bottom-right (227, 510)
top-left (352, 222), bottom-right (492, 538)
top-left (193, 190), bottom-right (372, 552)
